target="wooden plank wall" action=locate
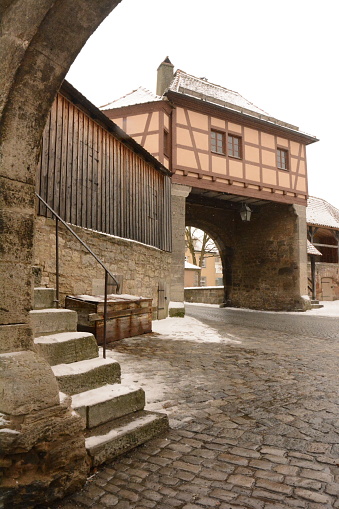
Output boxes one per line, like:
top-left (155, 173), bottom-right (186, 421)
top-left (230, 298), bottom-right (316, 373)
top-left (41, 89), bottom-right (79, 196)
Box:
top-left (37, 93), bottom-right (172, 252)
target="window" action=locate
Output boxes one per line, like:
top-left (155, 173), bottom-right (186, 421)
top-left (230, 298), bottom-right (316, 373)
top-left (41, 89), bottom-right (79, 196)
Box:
top-left (163, 129), bottom-right (170, 158)
top-left (211, 130), bottom-right (225, 154)
top-left (277, 148), bottom-right (288, 170)
top-left (200, 276), bottom-right (207, 287)
top-left (201, 258), bottom-right (206, 268)
top-left (228, 135), bottom-right (241, 158)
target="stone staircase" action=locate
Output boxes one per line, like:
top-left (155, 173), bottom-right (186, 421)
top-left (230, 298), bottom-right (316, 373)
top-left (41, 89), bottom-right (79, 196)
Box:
top-left (30, 288), bottom-right (169, 467)
top-left (310, 299), bottom-right (324, 309)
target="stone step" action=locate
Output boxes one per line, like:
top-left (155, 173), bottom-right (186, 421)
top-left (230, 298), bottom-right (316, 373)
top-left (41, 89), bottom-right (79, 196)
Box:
top-left (52, 357), bottom-right (121, 395)
top-left (30, 308), bottom-right (78, 336)
top-left (35, 331), bottom-right (98, 365)
top-left (311, 303), bottom-right (324, 309)
top-left (85, 410), bottom-right (169, 467)
top-left (72, 384), bottom-right (145, 429)
top-left (33, 287), bottom-right (56, 309)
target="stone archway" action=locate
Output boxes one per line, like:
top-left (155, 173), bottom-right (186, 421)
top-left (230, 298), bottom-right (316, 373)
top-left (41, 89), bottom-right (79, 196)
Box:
top-left (0, 1), bottom-right (122, 505)
top-left (186, 197), bottom-right (309, 311)
top-left (185, 215), bottom-right (234, 306)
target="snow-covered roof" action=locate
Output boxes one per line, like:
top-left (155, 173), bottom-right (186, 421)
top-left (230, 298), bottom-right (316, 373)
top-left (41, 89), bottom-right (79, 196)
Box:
top-left (307, 240), bottom-right (322, 256)
top-left (185, 261), bottom-right (201, 270)
top-left (168, 69), bottom-right (306, 133)
top-left (99, 62), bottom-right (316, 140)
top-left (168, 69), bottom-right (269, 117)
top-left (307, 196), bottom-right (339, 229)
top-left (100, 87), bottom-right (161, 110)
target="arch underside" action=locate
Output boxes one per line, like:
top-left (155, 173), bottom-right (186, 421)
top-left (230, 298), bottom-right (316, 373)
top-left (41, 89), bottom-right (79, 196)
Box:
top-left (186, 197), bottom-right (305, 311)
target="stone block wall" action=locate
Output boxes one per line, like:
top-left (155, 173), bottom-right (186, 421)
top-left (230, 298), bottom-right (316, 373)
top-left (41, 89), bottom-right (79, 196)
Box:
top-left (184, 287), bottom-right (224, 305)
top-left (186, 201), bottom-right (308, 311)
top-left (34, 217), bottom-right (172, 318)
top-left (231, 202), bottom-right (307, 311)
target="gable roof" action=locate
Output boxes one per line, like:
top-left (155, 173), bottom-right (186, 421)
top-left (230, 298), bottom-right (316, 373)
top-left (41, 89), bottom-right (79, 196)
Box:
top-left (168, 69), bottom-right (269, 117)
top-left (99, 62), bottom-right (317, 143)
top-left (307, 196), bottom-right (339, 229)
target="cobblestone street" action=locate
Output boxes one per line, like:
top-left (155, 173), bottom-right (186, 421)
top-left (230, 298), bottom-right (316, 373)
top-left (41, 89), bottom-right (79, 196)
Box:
top-left (51, 305), bottom-right (339, 509)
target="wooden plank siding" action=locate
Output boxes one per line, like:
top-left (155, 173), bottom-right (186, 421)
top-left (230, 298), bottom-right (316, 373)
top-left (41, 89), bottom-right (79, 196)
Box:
top-left (36, 91), bottom-right (172, 252)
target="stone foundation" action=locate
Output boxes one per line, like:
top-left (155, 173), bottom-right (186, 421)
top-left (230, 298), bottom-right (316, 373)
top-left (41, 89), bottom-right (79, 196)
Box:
top-left (0, 352), bottom-right (88, 508)
top-left (34, 217), bottom-right (172, 319)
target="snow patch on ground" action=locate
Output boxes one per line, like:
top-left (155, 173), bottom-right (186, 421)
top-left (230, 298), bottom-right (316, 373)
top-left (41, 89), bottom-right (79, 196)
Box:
top-left (152, 315), bottom-right (241, 344)
top-left (201, 300), bottom-right (339, 317)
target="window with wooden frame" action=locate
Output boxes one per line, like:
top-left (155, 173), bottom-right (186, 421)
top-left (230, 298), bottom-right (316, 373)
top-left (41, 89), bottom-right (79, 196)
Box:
top-left (228, 134), bottom-right (242, 159)
top-left (277, 148), bottom-right (289, 170)
top-left (211, 130), bottom-right (225, 155)
top-left (163, 129), bottom-right (170, 158)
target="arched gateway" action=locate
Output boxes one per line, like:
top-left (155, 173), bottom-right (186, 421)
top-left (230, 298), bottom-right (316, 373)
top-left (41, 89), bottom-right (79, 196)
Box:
top-left (1, 6), bottom-right (317, 504)
top-left (103, 58), bottom-right (317, 312)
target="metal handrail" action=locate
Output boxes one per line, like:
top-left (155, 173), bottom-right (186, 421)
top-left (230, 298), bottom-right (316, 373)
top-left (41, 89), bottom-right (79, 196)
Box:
top-left (36, 193), bottom-right (120, 358)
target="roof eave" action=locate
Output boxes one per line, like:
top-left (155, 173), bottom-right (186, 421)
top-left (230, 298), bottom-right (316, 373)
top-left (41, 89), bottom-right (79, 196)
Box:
top-left (166, 90), bottom-right (318, 146)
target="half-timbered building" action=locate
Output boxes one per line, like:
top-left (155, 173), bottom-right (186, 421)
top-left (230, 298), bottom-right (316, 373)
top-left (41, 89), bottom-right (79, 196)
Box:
top-left (102, 58), bottom-right (318, 311)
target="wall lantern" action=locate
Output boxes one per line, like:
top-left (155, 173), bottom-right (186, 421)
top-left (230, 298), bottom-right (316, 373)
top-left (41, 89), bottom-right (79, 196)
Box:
top-left (240, 203), bottom-right (252, 222)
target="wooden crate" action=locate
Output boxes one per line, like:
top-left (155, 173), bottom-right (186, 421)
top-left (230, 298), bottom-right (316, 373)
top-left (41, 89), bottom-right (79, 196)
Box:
top-left (65, 294), bottom-right (152, 345)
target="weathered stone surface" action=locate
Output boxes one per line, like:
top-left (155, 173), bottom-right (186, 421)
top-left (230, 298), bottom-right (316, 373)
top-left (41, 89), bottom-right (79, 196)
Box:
top-left (186, 201), bottom-right (308, 311)
top-left (170, 184), bottom-right (191, 307)
top-left (30, 308), bottom-right (77, 336)
top-left (34, 217), bottom-right (172, 315)
top-left (0, 350), bottom-right (59, 415)
top-left (72, 384), bottom-right (145, 429)
top-left (0, 262), bottom-right (32, 325)
top-left (0, 209), bottom-right (34, 264)
top-left (0, 323), bottom-right (33, 354)
top-left (184, 287), bottom-right (224, 305)
top-left (0, 398), bottom-right (88, 509)
top-left (85, 410), bottom-right (169, 467)
top-left (33, 287), bottom-right (55, 309)
top-left (52, 357), bottom-right (121, 395)
top-left (34, 331), bottom-right (99, 365)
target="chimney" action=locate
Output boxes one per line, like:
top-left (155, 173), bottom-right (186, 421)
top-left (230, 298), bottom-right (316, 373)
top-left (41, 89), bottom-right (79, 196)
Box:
top-left (156, 57), bottom-right (174, 96)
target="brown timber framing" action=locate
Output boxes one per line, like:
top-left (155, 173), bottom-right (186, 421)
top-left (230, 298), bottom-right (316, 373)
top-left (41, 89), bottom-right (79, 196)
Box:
top-left (36, 81), bottom-right (172, 252)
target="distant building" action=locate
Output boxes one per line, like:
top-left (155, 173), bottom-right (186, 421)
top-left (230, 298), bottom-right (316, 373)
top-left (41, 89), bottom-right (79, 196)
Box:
top-left (184, 260), bottom-right (201, 287)
top-left (185, 247), bottom-right (223, 287)
top-left (307, 196), bottom-right (339, 301)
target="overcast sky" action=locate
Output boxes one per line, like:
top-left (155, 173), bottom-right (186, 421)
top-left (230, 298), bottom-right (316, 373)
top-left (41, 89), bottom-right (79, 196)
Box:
top-left (66, 0), bottom-right (339, 209)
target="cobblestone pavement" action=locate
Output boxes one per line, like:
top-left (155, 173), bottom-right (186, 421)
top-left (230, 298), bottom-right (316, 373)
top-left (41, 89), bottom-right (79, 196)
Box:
top-left (51, 305), bottom-right (339, 509)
